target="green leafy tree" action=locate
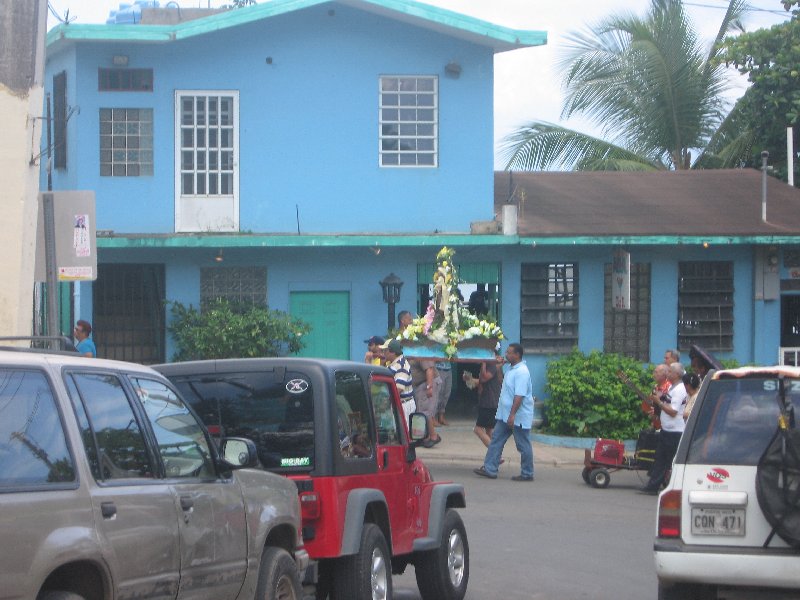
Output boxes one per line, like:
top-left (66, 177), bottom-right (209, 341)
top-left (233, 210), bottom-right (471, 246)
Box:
top-left (167, 299), bottom-right (310, 361)
top-left (715, 0), bottom-right (800, 184)
top-left (545, 349), bottom-right (654, 439)
top-left (501, 0), bottom-right (751, 171)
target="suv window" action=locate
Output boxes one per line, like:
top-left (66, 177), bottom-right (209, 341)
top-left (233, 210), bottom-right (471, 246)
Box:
top-left (67, 372), bottom-right (154, 480)
top-left (335, 371), bottom-right (374, 459)
top-left (686, 377), bottom-right (800, 465)
top-left (371, 380), bottom-right (402, 446)
top-left (171, 369), bottom-right (315, 470)
top-left (0, 368), bottom-right (75, 487)
top-left (131, 377), bottom-right (216, 479)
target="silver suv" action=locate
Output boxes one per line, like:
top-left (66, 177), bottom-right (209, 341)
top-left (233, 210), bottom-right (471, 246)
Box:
top-left (0, 349), bottom-right (308, 600)
top-left (655, 366), bottom-right (800, 599)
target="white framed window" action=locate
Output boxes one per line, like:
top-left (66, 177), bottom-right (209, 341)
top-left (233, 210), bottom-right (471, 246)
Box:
top-left (99, 108), bottom-right (153, 176)
top-left (174, 91), bottom-right (239, 232)
top-left (379, 76), bottom-right (437, 167)
top-left (177, 93), bottom-right (236, 195)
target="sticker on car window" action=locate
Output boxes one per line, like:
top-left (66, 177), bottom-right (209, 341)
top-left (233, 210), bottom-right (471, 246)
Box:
top-left (281, 456), bottom-right (311, 467)
top-left (286, 379), bottom-right (309, 394)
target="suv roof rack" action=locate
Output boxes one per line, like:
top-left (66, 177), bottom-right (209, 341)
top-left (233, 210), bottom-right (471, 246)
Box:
top-left (0, 336), bottom-right (77, 353)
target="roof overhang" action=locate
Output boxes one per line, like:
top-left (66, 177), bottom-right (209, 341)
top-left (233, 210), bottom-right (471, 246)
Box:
top-left (46, 0), bottom-right (546, 55)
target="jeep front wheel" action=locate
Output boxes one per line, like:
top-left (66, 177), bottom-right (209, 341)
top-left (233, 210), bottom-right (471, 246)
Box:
top-left (333, 523), bottom-right (391, 600)
top-left (414, 508), bottom-right (469, 600)
top-left (255, 547), bottom-right (302, 600)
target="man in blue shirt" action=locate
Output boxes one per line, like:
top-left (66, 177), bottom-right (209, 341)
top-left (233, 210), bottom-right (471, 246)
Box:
top-left (474, 342), bottom-right (534, 481)
top-left (74, 320), bottom-right (97, 357)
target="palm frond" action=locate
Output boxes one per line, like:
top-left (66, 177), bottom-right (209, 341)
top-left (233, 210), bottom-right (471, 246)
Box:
top-left (500, 122), bottom-right (663, 171)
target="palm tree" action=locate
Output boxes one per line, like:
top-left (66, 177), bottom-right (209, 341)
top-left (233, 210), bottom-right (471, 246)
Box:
top-left (501, 0), bottom-right (754, 171)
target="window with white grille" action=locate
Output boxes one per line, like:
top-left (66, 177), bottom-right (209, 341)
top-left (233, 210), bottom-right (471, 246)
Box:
top-left (379, 76), bottom-right (437, 167)
top-left (99, 108), bottom-right (153, 176)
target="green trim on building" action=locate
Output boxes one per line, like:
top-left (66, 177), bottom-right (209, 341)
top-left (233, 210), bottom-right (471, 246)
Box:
top-left (96, 233), bottom-right (800, 250)
top-left (47, 0), bottom-right (546, 52)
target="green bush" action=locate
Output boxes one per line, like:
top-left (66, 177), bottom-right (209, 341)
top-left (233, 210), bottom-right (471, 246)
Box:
top-left (544, 349), bottom-right (654, 439)
top-left (167, 299), bottom-right (311, 361)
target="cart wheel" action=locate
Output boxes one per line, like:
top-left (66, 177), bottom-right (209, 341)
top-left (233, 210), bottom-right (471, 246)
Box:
top-left (581, 467), bottom-right (591, 484)
top-left (590, 468), bottom-right (611, 489)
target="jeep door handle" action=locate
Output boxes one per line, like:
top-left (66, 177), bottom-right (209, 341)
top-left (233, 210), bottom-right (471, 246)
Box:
top-left (101, 501), bottom-right (117, 519)
top-left (179, 496), bottom-right (194, 511)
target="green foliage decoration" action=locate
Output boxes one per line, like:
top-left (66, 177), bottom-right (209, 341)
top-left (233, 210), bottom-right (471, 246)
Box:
top-left (167, 299), bottom-right (310, 361)
top-left (545, 349), bottom-right (654, 439)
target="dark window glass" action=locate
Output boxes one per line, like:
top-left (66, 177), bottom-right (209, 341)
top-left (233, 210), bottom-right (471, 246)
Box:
top-left (520, 263), bottom-right (579, 354)
top-left (335, 371), bottom-right (373, 459)
top-left (0, 369), bottom-right (75, 487)
top-left (53, 71), bottom-right (67, 169)
top-left (678, 261), bottom-right (734, 352)
top-left (371, 380), bottom-right (401, 446)
top-left (171, 370), bottom-right (315, 471)
top-left (687, 377), bottom-right (799, 465)
top-left (131, 377), bottom-right (215, 479)
top-left (98, 68), bottom-right (153, 92)
top-left (70, 372), bottom-right (154, 480)
top-left (604, 262), bottom-right (651, 362)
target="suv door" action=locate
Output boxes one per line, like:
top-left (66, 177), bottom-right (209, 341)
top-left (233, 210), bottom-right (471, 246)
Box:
top-left (131, 376), bottom-right (248, 600)
top-left (66, 371), bottom-right (181, 599)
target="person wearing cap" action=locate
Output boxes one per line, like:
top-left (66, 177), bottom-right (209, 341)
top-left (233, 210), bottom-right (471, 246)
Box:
top-left (364, 335), bottom-right (385, 366)
top-left (381, 339), bottom-right (416, 424)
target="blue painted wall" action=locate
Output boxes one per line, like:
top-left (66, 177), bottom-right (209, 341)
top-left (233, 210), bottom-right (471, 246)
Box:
top-left (46, 4), bottom-right (495, 234)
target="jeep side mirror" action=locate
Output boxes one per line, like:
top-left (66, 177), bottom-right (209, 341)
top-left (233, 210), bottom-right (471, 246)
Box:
top-left (218, 437), bottom-right (259, 469)
top-left (408, 413), bottom-right (428, 444)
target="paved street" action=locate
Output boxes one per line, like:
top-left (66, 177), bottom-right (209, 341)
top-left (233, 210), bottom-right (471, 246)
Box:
top-left (393, 420), bottom-right (660, 599)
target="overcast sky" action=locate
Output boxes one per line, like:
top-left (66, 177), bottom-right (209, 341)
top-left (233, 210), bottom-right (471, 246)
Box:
top-left (45, 0), bottom-right (792, 167)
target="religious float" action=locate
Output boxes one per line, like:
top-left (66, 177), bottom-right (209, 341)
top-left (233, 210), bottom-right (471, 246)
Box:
top-left (392, 247), bottom-right (503, 361)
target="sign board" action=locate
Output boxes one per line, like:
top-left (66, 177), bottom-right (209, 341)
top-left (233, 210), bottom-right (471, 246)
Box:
top-left (612, 249), bottom-right (631, 310)
top-left (35, 191), bottom-right (97, 282)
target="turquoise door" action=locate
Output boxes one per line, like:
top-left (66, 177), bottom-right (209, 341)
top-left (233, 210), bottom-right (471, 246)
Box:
top-left (290, 291), bottom-right (350, 359)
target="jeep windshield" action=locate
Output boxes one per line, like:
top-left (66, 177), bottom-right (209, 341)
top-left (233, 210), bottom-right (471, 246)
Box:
top-left (687, 372), bottom-right (800, 466)
top-left (170, 370), bottom-right (314, 471)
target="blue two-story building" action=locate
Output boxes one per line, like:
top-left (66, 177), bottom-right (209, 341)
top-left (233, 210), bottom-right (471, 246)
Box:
top-left (43, 0), bottom-right (800, 402)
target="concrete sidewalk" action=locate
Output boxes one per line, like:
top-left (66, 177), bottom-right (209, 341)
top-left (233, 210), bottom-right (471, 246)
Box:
top-left (414, 417), bottom-right (587, 468)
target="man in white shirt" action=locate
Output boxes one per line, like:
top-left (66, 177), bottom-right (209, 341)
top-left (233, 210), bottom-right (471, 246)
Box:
top-left (640, 362), bottom-right (686, 494)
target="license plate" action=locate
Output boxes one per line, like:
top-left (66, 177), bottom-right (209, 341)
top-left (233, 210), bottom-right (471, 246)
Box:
top-left (691, 507), bottom-right (745, 536)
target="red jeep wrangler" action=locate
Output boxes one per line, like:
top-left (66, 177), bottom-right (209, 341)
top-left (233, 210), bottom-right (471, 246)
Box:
top-left (156, 358), bottom-right (469, 600)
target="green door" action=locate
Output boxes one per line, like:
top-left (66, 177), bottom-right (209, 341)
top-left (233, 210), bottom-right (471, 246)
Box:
top-left (290, 291), bottom-right (350, 359)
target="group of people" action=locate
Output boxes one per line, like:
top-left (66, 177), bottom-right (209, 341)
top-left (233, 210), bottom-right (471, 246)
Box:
top-left (364, 313), bottom-right (536, 480)
top-left (639, 347), bottom-right (707, 494)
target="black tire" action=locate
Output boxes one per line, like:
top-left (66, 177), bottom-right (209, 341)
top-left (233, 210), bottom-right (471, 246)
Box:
top-left (415, 509), bottom-right (469, 600)
top-left (581, 466), bottom-right (591, 484)
top-left (590, 468), bottom-right (611, 489)
top-left (657, 581), bottom-right (716, 600)
top-left (333, 523), bottom-right (392, 600)
top-left (38, 593), bottom-right (87, 600)
top-left (255, 547), bottom-right (302, 600)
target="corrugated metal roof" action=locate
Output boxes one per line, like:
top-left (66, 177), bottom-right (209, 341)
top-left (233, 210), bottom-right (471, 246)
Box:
top-left (46, 0), bottom-right (546, 53)
top-left (495, 169), bottom-right (800, 239)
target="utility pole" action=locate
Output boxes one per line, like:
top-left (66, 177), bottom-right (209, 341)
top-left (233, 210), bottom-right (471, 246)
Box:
top-left (0, 0), bottom-right (48, 335)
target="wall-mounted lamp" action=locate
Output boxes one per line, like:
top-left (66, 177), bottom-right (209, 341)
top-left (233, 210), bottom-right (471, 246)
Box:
top-left (370, 246), bottom-right (381, 256)
top-left (444, 61), bottom-right (461, 79)
top-left (379, 273), bottom-right (403, 331)
top-left (702, 241), bottom-right (709, 249)
top-left (112, 55), bottom-right (129, 67)
top-left (215, 249), bottom-right (224, 262)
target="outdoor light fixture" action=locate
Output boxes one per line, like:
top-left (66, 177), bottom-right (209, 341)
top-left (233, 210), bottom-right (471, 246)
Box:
top-left (370, 246), bottom-right (381, 256)
top-left (444, 61), bottom-right (461, 78)
top-left (215, 249), bottom-right (224, 262)
top-left (379, 273), bottom-right (403, 331)
top-left (112, 55), bottom-right (129, 67)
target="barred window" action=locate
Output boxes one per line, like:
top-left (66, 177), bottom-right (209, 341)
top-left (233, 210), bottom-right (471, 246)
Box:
top-left (200, 267), bottom-right (267, 307)
top-left (604, 263), bottom-right (651, 361)
top-left (98, 68), bottom-right (154, 92)
top-left (678, 262), bottom-right (733, 352)
top-left (520, 263), bottom-right (578, 354)
top-left (379, 76), bottom-right (437, 167)
top-left (99, 108), bottom-right (153, 176)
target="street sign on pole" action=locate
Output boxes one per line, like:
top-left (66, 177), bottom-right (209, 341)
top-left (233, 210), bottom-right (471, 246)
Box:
top-left (35, 191), bottom-right (97, 283)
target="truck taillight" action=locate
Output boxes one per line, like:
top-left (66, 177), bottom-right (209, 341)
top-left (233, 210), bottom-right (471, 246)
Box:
top-left (299, 491), bottom-right (320, 520)
top-left (657, 490), bottom-right (681, 538)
